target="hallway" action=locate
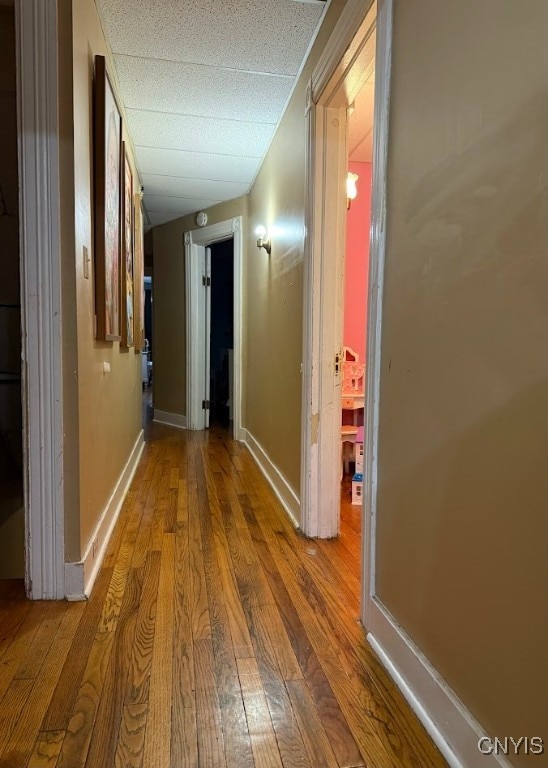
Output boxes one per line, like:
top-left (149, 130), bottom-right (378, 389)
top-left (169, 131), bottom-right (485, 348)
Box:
top-left (0, 424), bottom-right (446, 768)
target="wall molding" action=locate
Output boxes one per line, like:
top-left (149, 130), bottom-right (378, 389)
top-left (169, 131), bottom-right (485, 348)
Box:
top-left (242, 429), bottom-right (300, 528)
top-left (15, 0), bottom-right (65, 599)
top-left (367, 599), bottom-right (514, 768)
top-left (65, 431), bottom-right (144, 600)
top-left (153, 409), bottom-right (187, 430)
top-left (312, 0), bottom-right (376, 101)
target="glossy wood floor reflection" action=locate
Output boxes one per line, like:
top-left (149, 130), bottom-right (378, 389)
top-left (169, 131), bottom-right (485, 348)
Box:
top-left (0, 423), bottom-right (448, 768)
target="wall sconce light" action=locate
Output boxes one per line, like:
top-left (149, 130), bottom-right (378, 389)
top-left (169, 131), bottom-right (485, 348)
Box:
top-left (346, 172), bottom-right (359, 209)
top-left (255, 224), bottom-right (271, 255)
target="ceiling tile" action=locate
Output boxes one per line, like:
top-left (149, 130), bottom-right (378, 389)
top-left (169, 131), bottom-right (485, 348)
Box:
top-left (98, 0), bottom-right (328, 225)
top-left (146, 211), bottom-right (184, 227)
top-left (136, 146), bottom-right (259, 183)
top-left (141, 173), bottom-right (248, 200)
top-left (114, 55), bottom-right (292, 124)
top-left (98, 0), bottom-right (324, 76)
top-left (144, 195), bottom-right (223, 215)
top-left (128, 109), bottom-right (274, 157)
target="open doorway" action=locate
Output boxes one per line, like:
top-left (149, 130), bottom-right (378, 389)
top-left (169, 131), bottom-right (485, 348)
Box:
top-left (184, 217), bottom-right (243, 439)
top-left (301, 0), bottom-right (392, 629)
top-left (208, 240), bottom-right (234, 432)
top-left (301, 1), bottom-right (378, 543)
top-left (141, 275), bottom-right (153, 425)
top-left (340, 77), bottom-right (375, 551)
top-left (0, 2), bottom-right (24, 583)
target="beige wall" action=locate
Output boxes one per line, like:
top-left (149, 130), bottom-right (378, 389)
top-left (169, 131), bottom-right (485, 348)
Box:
top-left (71, 0), bottom-right (143, 555)
top-left (152, 197), bottom-right (247, 418)
top-left (376, 0), bottom-right (548, 757)
top-left (245, 0), bottom-right (348, 502)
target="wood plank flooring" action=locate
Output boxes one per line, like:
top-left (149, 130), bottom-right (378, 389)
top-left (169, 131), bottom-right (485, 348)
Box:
top-left (0, 422), bottom-right (448, 768)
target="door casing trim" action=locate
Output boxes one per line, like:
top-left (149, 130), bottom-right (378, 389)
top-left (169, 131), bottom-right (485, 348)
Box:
top-left (15, 0), bottom-right (65, 599)
top-left (300, 0), bottom-right (378, 539)
top-left (184, 217), bottom-right (243, 440)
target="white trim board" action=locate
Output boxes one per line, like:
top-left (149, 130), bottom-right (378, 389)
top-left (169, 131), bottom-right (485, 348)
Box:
top-left (367, 600), bottom-right (515, 768)
top-left (361, 0), bottom-right (390, 629)
top-left (153, 409), bottom-right (187, 430)
top-left (16, 0), bottom-right (65, 599)
top-left (184, 216), bottom-right (243, 441)
top-left (65, 431), bottom-right (144, 600)
top-left (242, 429), bottom-right (300, 529)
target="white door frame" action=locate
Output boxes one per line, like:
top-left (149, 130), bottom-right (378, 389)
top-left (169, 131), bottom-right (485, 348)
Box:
top-left (300, 0), bottom-right (379, 539)
top-left (359, 0), bottom-right (392, 628)
top-left (184, 217), bottom-right (243, 440)
top-left (15, 0), bottom-right (65, 599)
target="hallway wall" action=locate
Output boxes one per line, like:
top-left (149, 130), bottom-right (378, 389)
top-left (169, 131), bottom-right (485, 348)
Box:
top-left (375, 0), bottom-right (547, 758)
top-left (70, 0), bottom-right (143, 556)
top-left (246, 0), bottom-right (350, 502)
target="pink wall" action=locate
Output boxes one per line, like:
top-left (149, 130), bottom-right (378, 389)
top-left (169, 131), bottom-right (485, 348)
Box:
top-left (344, 161), bottom-right (372, 362)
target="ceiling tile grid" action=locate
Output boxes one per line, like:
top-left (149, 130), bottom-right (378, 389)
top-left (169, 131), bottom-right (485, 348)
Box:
top-left (126, 109), bottom-right (275, 157)
top-left (98, 0), bottom-right (324, 75)
top-left (136, 146), bottom-right (260, 183)
top-left (140, 173), bottom-right (249, 201)
top-left (144, 194), bottom-right (223, 216)
top-left (147, 211), bottom-right (191, 227)
top-left (96, 0), bottom-right (328, 228)
top-left (113, 55), bottom-right (293, 124)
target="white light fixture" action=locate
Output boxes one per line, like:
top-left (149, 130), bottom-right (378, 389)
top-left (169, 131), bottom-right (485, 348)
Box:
top-left (255, 224), bottom-right (271, 255)
top-left (346, 172), bottom-right (359, 209)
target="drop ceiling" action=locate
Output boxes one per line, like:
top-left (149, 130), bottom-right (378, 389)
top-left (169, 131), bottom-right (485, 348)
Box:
top-left (96, 0), bottom-right (329, 229)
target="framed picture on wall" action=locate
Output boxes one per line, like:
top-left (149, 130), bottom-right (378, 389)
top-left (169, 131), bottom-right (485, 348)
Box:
top-left (133, 191), bottom-right (145, 352)
top-left (121, 143), bottom-right (134, 348)
top-left (93, 54), bottom-right (122, 341)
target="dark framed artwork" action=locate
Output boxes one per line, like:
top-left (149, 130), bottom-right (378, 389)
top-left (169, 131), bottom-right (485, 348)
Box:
top-left (121, 143), bottom-right (134, 348)
top-left (94, 54), bottom-right (122, 341)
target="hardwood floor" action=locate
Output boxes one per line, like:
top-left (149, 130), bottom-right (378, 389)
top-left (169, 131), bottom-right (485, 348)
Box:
top-left (0, 423), bottom-right (448, 768)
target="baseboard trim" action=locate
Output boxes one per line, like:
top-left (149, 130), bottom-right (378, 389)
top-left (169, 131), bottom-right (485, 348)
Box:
top-left (65, 430), bottom-right (145, 601)
top-left (153, 409), bottom-right (187, 429)
top-left (367, 598), bottom-right (514, 768)
top-left (242, 429), bottom-right (300, 528)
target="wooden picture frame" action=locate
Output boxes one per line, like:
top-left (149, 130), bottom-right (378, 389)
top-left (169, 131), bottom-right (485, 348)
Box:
top-left (120, 144), bottom-right (134, 348)
top-left (133, 192), bottom-right (145, 353)
top-left (93, 54), bottom-right (122, 341)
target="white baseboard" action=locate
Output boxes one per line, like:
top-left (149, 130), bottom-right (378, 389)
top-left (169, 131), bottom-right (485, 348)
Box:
top-left (242, 429), bottom-right (300, 528)
top-left (65, 430), bottom-right (145, 601)
top-left (367, 598), bottom-right (514, 768)
top-left (153, 409), bottom-right (187, 429)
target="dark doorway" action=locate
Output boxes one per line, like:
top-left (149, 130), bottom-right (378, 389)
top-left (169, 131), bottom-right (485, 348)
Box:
top-left (141, 276), bottom-right (153, 426)
top-left (209, 239), bottom-right (234, 430)
top-left (0, 4), bottom-right (24, 580)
